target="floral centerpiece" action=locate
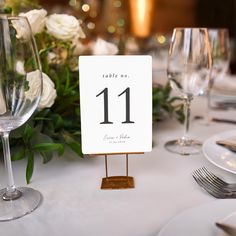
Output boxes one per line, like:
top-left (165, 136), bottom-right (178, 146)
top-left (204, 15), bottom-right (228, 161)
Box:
top-left (2, 2), bottom-right (183, 183)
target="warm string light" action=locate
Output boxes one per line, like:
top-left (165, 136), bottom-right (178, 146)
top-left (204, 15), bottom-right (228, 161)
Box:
top-left (157, 35), bottom-right (166, 44)
top-left (76, 0), bottom-right (126, 35)
top-left (75, 1), bottom-right (99, 33)
top-left (129, 0), bottom-right (154, 38)
top-left (106, 0), bottom-right (126, 35)
top-left (82, 4), bottom-right (90, 12)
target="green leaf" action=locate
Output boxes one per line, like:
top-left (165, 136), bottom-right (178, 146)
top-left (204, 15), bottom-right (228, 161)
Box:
top-left (33, 143), bottom-right (64, 156)
top-left (163, 82), bottom-right (171, 95)
top-left (65, 66), bottom-right (70, 90)
top-left (26, 152), bottom-right (34, 184)
top-left (39, 46), bottom-right (54, 56)
top-left (62, 132), bottom-right (83, 157)
top-left (3, 6), bottom-right (12, 14)
top-left (73, 131), bottom-right (81, 136)
top-left (30, 131), bottom-right (55, 164)
top-left (23, 124), bottom-right (34, 143)
top-left (168, 96), bottom-right (183, 103)
top-left (11, 148), bottom-right (25, 161)
top-left (75, 107), bottom-right (80, 117)
top-left (66, 140), bottom-right (83, 157)
top-left (51, 114), bottom-right (64, 130)
top-left (30, 131), bottom-right (53, 146)
top-left (39, 151), bottom-right (53, 164)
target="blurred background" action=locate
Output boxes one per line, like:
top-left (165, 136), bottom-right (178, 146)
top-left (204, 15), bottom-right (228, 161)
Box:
top-left (6, 0), bottom-right (236, 75)
top-left (36, 0), bottom-right (235, 36)
top-left (38, 0), bottom-right (236, 72)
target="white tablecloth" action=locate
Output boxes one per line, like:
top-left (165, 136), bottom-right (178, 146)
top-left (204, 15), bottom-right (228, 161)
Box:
top-left (1, 96), bottom-right (236, 236)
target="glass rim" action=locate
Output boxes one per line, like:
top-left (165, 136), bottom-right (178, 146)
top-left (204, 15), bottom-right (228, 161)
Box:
top-left (173, 27), bottom-right (208, 30)
top-left (173, 27), bottom-right (229, 33)
top-left (207, 27), bottom-right (229, 30)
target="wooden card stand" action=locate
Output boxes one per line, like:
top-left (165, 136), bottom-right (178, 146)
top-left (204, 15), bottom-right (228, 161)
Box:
top-left (80, 56), bottom-right (152, 190)
top-left (100, 153), bottom-right (143, 190)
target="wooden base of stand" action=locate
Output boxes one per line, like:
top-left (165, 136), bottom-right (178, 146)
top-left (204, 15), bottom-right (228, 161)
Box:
top-left (96, 153), bottom-right (143, 190)
top-left (101, 176), bottom-right (134, 189)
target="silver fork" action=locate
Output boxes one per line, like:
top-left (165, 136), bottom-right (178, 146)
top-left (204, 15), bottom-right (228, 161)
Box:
top-left (192, 168), bottom-right (236, 198)
top-left (197, 167), bottom-right (236, 191)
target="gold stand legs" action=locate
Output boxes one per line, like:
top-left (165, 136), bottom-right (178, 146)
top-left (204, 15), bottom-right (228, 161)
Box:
top-left (101, 154), bottom-right (135, 189)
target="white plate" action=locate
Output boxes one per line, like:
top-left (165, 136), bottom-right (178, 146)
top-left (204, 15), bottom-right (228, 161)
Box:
top-left (158, 199), bottom-right (236, 236)
top-left (202, 130), bottom-right (236, 174)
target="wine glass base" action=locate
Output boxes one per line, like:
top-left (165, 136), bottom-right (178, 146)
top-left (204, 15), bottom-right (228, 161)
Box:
top-left (165, 139), bottom-right (202, 155)
top-left (0, 187), bottom-right (42, 221)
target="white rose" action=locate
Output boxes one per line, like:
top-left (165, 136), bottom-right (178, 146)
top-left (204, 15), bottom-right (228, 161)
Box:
top-left (91, 38), bottom-right (118, 55)
top-left (19, 9), bottom-right (47, 35)
top-left (25, 71), bottom-right (57, 110)
top-left (0, 89), bottom-right (6, 115)
top-left (39, 73), bottom-right (57, 110)
top-left (12, 18), bottom-right (31, 39)
top-left (25, 70), bottom-right (42, 100)
top-left (46, 14), bottom-right (85, 41)
top-left (16, 60), bottom-right (26, 75)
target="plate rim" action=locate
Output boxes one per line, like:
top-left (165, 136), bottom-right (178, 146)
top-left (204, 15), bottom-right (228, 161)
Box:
top-left (202, 130), bottom-right (236, 174)
top-left (158, 199), bottom-right (236, 236)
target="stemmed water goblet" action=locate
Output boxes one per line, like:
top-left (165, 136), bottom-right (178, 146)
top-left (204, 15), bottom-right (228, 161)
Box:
top-left (205, 28), bottom-right (230, 122)
top-left (0, 16), bottom-right (42, 221)
top-left (165, 28), bottom-right (212, 155)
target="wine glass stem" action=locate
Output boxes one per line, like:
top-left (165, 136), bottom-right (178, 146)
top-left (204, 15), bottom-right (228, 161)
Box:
top-left (183, 97), bottom-right (192, 142)
top-left (206, 89), bottom-right (211, 119)
top-left (206, 79), bottom-right (214, 121)
top-left (1, 131), bottom-right (21, 200)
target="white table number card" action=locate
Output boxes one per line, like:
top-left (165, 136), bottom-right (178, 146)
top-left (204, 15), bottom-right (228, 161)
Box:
top-left (79, 55), bottom-right (152, 154)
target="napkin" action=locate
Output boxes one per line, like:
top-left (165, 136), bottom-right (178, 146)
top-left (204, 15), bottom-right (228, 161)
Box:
top-left (216, 212), bottom-right (236, 236)
top-left (216, 138), bottom-right (236, 152)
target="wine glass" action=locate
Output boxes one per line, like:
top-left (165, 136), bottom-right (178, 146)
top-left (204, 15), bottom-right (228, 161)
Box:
top-left (0, 16), bottom-right (42, 221)
top-left (165, 28), bottom-right (212, 155)
top-left (206, 29), bottom-right (230, 120)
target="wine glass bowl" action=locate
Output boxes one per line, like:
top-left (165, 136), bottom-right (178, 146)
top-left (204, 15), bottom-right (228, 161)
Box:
top-left (0, 16), bottom-right (42, 221)
top-left (165, 28), bottom-right (212, 155)
top-left (207, 28), bottom-right (230, 109)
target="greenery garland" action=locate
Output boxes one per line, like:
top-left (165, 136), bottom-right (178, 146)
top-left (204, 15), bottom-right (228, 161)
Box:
top-left (2, 2), bottom-right (184, 184)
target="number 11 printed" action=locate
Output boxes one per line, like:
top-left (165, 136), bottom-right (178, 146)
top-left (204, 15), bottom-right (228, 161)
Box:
top-left (96, 87), bottom-right (135, 124)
